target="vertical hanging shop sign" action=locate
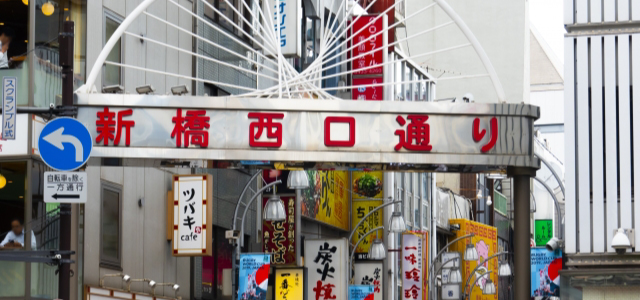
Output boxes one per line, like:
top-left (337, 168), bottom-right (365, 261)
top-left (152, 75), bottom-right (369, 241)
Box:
top-left (305, 239), bottom-right (348, 300)
top-left (534, 219), bottom-right (553, 247)
top-left (275, 268), bottom-right (305, 300)
top-left (350, 16), bottom-right (384, 75)
top-left (348, 285), bottom-right (375, 300)
top-left (263, 196), bottom-right (296, 265)
top-left (352, 77), bottom-right (384, 101)
top-left (402, 232), bottom-right (426, 300)
top-left (263, 0), bottom-right (302, 58)
top-left (531, 248), bottom-right (562, 298)
top-left (449, 219), bottom-right (498, 300)
top-left (2, 77), bottom-right (17, 140)
top-left (172, 174), bottom-right (213, 256)
top-left (238, 253), bottom-right (271, 300)
top-left (352, 200), bottom-right (384, 258)
top-left (354, 261), bottom-right (383, 300)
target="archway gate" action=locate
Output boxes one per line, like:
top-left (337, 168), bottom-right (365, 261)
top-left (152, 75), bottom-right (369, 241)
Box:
top-left (75, 93), bottom-right (539, 299)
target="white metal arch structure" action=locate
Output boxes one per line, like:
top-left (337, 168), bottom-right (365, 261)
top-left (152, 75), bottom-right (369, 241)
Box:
top-left (78, 0), bottom-right (505, 102)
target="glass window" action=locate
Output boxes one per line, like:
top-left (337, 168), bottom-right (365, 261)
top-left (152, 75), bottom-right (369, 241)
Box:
top-left (0, 161), bottom-right (27, 297)
top-left (103, 11), bottom-right (122, 87)
top-left (101, 182), bottom-right (122, 269)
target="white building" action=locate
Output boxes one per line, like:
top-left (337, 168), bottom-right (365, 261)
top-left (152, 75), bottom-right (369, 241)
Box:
top-left (564, 0), bottom-right (640, 298)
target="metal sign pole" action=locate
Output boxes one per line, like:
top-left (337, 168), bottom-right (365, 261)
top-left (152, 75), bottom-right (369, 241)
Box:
top-left (58, 20), bottom-right (74, 300)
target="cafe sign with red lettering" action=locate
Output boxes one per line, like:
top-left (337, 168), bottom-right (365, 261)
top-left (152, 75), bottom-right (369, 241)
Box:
top-left (74, 95), bottom-right (539, 170)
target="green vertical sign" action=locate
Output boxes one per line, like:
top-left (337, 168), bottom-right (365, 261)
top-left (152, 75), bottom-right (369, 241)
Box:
top-left (535, 219), bottom-right (553, 246)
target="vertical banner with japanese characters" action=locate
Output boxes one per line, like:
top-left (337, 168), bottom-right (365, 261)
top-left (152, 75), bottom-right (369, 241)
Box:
top-left (172, 174), bottom-right (213, 256)
top-left (354, 262), bottom-right (383, 300)
top-left (305, 239), bottom-right (348, 300)
top-left (351, 200), bottom-right (383, 257)
top-left (262, 0), bottom-right (302, 58)
top-left (238, 253), bottom-right (271, 300)
top-left (2, 77), bottom-right (17, 140)
top-left (402, 233), bottom-right (425, 300)
top-left (348, 285), bottom-right (375, 300)
top-left (301, 171), bottom-right (350, 231)
top-left (350, 16), bottom-right (384, 75)
top-left (534, 219), bottom-right (553, 247)
top-left (263, 196), bottom-right (296, 265)
top-left (275, 268), bottom-right (305, 300)
top-left (449, 219), bottom-right (498, 300)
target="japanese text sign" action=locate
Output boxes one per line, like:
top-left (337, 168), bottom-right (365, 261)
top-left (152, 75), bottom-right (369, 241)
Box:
top-left (263, 0), bottom-right (301, 58)
top-left (172, 174), bottom-right (213, 256)
top-left (534, 219), bottom-right (553, 247)
top-left (349, 285), bottom-right (375, 300)
top-left (75, 96), bottom-right (539, 169)
top-left (44, 172), bottom-right (87, 203)
top-left (531, 248), bottom-right (562, 298)
top-left (275, 268), bottom-right (305, 300)
top-left (2, 77), bottom-right (17, 140)
top-left (350, 16), bottom-right (384, 75)
top-left (354, 261), bottom-right (383, 300)
top-left (352, 77), bottom-right (384, 101)
top-left (301, 171), bottom-right (350, 231)
top-left (448, 219), bottom-right (498, 300)
top-left (305, 239), bottom-right (348, 300)
top-left (402, 233), bottom-right (426, 300)
top-left (239, 254), bottom-right (271, 300)
top-left (352, 200), bottom-right (384, 255)
top-left (0, 114), bottom-right (28, 156)
top-left (263, 196), bottom-right (296, 265)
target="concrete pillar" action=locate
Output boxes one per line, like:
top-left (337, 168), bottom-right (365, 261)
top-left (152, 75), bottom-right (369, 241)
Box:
top-left (383, 172), bottom-right (395, 300)
top-left (509, 167), bottom-right (536, 300)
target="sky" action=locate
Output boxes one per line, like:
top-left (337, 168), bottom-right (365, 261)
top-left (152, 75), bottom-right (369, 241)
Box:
top-left (529, 0), bottom-right (565, 64)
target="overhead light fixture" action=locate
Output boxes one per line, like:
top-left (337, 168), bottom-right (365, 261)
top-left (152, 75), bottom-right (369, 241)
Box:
top-left (476, 189), bottom-right (482, 199)
top-left (23, 0), bottom-right (28, 5)
top-left (263, 194), bottom-right (286, 221)
top-left (287, 170), bottom-right (309, 190)
top-left (464, 244), bottom-right (478, 261)
top-left (172, 284), bottom-right (180, 291)
top-left (486, 195), bottom-right (492, 206)
top-left (612, 228), bottom-right (635, 254)
top-left (171, 84), bottom-right (190, 95)
top-left (546, 237), bottom-right (563, 252)
top-left (148, 280), bottom-right (156, 288)
top-left (136, 84), bottom-right (155, 95)
top-left (482, 278), bottom-right (496, 295)
top-left (0, 174), bottom-right (6, 189)
top-left (42, 1), bottom-right (55, 16)
top-left (102, 85), bottom-right (124, 94)
top-left (389, 212), bottom-right (406, 233)
top-left (485, 173), bottom-right (506, 180)
top-left (99, 273), bottom-right (131, 287)
top-left (498, 261), bottom-right (512, 277)
top-left (368, 238), bottom-right (386, 260)
top-left (448, 267), bottom-right (462, 284)
top-left (122, 274), bottom-right (131, 282)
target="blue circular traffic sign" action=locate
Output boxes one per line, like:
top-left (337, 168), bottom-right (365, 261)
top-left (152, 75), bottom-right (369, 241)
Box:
top-left (38, 118), bottom-right (92, 171)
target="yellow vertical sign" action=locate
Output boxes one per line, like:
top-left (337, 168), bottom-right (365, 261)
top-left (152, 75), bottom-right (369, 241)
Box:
top-left (275, 268), bottom-right (304, 300)
top-left (351, 200), bottom-right (384, 253)
top-left (449, 219), bottom-right (498, 300)
top-left (313, 171), bottom-right (350, 230)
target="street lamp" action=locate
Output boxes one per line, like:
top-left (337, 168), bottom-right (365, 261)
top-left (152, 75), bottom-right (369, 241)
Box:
top-left (448, 267), bottom-right (462, 284)
top-left (389, 211), bottom-right (406, 232)
top-left (428, 233), bottom-right (476, 300)
top-left (263, 193), bottom-right (286, 221)
top-left (463, 251), bottom-right (510, 300)
top-left (287, 170), bottom-right (309, 189)
top-left (368, 238), bottom-right (386, 260)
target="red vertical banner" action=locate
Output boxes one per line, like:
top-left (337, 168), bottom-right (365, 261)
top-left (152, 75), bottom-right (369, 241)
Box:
top-left (352, 77), bottom-right (384, 101)
top-left (263, 196), bottom-right (296, 265)
top-left (351, 16), bottom-right (384, 75)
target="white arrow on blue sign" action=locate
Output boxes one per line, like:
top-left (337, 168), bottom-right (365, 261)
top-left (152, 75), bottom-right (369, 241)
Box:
top-left (38, 118), bottom-right (92, 172)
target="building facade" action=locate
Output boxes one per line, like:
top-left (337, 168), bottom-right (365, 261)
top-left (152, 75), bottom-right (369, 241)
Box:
top-left (564, 0), bottom-right (640, 298)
